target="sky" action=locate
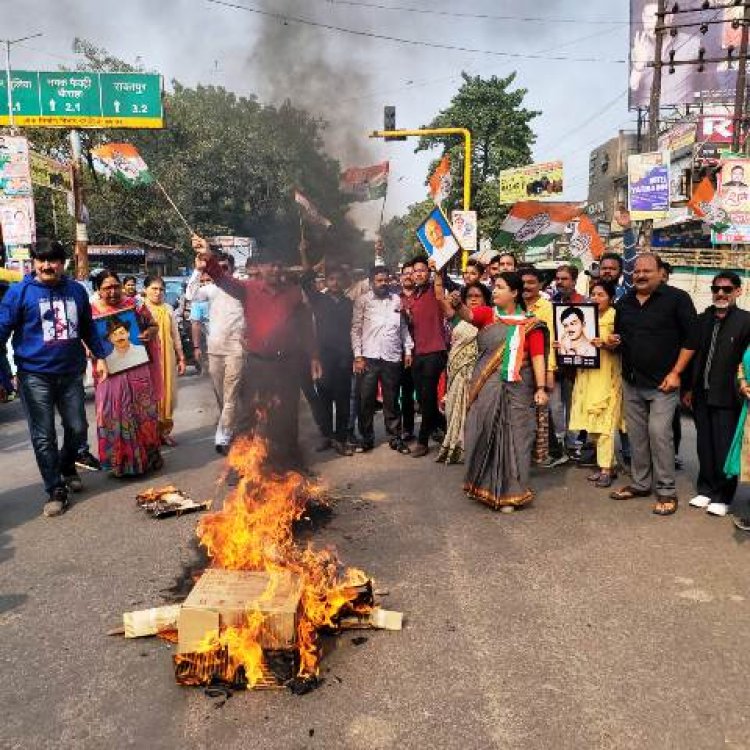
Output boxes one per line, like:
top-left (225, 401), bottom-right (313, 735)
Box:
top-left (2, 0), bottom-right (635, 235)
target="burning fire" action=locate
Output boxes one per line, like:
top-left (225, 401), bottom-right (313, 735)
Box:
top-left (177, 436), bottom-right (372, 688)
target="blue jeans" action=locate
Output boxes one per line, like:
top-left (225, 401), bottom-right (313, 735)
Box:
top-left (17, 371), bottom-right (88, 494)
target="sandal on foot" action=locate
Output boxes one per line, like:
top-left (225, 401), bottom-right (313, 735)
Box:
top-left (652, 496), bottom-right (678, 516)
top-left (595, 473), bottom-right (613, 488)
top-left (610, 485), bottom-right (651, 501)
top-left (587, 470), bottom-right (602, 483)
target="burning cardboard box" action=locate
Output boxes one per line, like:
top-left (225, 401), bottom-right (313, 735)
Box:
top-left (177, 568), bottom-right (303, 654)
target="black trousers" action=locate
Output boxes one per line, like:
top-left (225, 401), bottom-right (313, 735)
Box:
top-left (243, 354), bottom-right (303, 470)
top-left (358, 358), bottom-right (402, 443)
top-left (300, 358), bottom-right (328, 438)
top-left (318, 354), bottom-right (352, 442)
top-left (412, 350), bottom-right (447, 446)
top-left (693, 393), bottom-right (740, 505)
top-left (399, 365), bottom-right (415, 435)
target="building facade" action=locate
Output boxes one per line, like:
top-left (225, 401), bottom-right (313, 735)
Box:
top-left (586, 130), bottom-right (639, 225)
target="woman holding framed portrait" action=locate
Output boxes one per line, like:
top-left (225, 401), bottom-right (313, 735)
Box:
top-left (568, 280), bottom-right (624, 488)
top-left (92, 271), bottom-right (163, 476)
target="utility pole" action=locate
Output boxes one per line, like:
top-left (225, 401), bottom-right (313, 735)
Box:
top-left (732, 3), bottom-right (750, 153)
top-left (69, 130), bottom-right (89, 280)
top-left (647, 0), bottom-right (667, 151)
top-left (1, 33), bottom-right (42, 132)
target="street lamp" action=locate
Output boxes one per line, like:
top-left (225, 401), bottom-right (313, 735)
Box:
top-left (2, 33), bottom-right (43, 131)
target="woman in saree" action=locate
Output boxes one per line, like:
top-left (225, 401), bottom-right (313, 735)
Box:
top-left (92, 271), bottom-right (163, 476)
top-left (567, 280), bottom-right (624, 489)
top-left (724, 347), bottom-right (750, 531)
top-left (436, 281), bottom-right (491, 464)
top-left (143, 274), bottom-right (186, 446)
top-left (451, 272), bottom-right (549, 512)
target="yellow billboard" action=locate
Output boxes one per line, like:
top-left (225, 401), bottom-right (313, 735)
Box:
top-left (499, 161), bottom-right (564, 204)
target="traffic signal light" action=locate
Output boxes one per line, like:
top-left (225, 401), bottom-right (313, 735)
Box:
top-left (383, 105), bottom-right (406, 141)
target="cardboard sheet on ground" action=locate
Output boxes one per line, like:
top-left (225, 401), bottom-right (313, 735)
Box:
top-left (416, 206), bottom-right (462, 270)
top-left (136, 485), bottom-right (210, 518)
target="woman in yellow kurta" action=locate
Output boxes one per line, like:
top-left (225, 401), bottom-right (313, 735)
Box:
top-left (568, 280), bottom-right (623, 488)
top-left (143, 275), bottom-right (185, 446)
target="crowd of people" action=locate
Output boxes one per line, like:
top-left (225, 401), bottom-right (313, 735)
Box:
top-left (3, 224), bottom-right (750, 533)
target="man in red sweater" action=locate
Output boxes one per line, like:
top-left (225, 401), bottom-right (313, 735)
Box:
top-left (193, 235), bottom-right (320, 470)
top-left (402, 254), bottom-right (448, 457)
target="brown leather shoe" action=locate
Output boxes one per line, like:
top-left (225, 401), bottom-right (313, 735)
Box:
top-left (411, 444), bottom-right (429, 458)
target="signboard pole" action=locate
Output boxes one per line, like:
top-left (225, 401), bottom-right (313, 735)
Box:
top-left (69, 130), bottom-right (89, 280)
top-left (732, 3), bottom-right (750, 153)
top-left (647, 0), bottom-right (666, 150)
top-left (4, 41), bottom-right (13, 132)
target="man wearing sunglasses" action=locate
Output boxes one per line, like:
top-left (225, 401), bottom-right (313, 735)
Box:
top-left (685, 272), bottom-right (750, 519)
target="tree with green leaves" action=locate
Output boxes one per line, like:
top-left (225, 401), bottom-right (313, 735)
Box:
top-left (13, 39), bottom-right (372, 270)
top-left (384, 71), bottom-right (540, 257)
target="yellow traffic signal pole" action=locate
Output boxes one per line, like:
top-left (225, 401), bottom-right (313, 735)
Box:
top-left (370, 127), bottom-right (472, 267)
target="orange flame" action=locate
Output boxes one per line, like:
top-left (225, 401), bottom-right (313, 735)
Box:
top-left (193, 436), bottom-right (371, 684)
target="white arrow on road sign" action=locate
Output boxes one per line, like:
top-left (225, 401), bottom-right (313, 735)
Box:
top-left (113, 100), bottom-right (120, 114)
top-left (48, 99), bottom-right (56, 112)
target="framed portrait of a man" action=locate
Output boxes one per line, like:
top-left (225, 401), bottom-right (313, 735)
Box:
top-left (93, 307), bottom-right (150, 375)
top-left (416, 206), bottom-right (462, 270)
top-left (553, 302), bottom-right (600, 369)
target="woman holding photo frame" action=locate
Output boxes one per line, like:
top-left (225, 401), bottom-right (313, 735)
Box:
top-left (92, 271), bottom-right (163, 477)
top-left (567, 280), bottom-right (624, 488)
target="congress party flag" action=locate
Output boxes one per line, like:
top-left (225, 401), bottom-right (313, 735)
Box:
top-left (340, 161), bottom-right (389, 202)
top-left (428, 155), bottom-right (452, 205)
top-left (496, 201), bottom-right (582, 248)
top-left (569, 214), bottom-right (605, 260)
top-left (294, 189), bottom-right (332, 229)
top-left (90, 143), bottom-right (153, 187)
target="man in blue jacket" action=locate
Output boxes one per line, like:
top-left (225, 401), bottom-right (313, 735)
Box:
top-left (0, 239), bottom-right (106, 516)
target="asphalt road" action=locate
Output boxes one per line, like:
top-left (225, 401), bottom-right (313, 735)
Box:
top-left (1, 374), bottom-right (750, 750)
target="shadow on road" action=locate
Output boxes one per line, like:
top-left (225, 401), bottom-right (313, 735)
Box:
top-left (0, 593), bottom-right (27, 615)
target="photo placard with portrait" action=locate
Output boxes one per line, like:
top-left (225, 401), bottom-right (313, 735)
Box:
top-left (93, 306), bottom-right (150, 376)
top-left (553, 302), bottom-right (600, 369)
top-left (416, 206), bottom-right (463, 270)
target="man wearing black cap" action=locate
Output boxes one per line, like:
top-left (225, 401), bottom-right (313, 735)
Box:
top-left (193, 235), bottom-right (321, 470)
top-left (0, 239), bottom-right (107, 516)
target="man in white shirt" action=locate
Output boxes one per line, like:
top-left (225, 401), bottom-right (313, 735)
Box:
top-left (189, 252), bottom-right (246, 453)
top-left (351, 265), bottom-right (413, 452)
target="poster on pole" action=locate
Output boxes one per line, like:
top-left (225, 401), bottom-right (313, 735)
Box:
top-left (416, 206), bottom-right (462, 270)
top-left (629, 0), bottom-right (738, 108)
top-left (714, 157), bottom-right (750, 244)
top-left (499, 161), bottom-right (564, 204)
top-left (0, 135), bottom-right (32, 197)
top-left (0, 196), bottom-right (36, 248)
top-left (451, 210), bottom-right (478, 253)
top-left (627, 151), bottom-right (670, 220)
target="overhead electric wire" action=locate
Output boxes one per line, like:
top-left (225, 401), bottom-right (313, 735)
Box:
top-left (322, 0), bottom-right (629, 26)
top-left (205, 0), bottom-right (630, 64)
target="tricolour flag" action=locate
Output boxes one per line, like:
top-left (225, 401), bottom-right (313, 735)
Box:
top-left (496, 201), bottom-right (582, 248)
top-left (294, 189), bottom-right (332, 229)
top-left (340, 161), bottom-right (389, 202)
top-left (90, 143), bottom-right (153, 186)
top-left (569, 215), bottom-right (605, 260)
top-left (429, 155), bottom-right (452, 204)
top-left (688, 176), bottom-right (730, 232)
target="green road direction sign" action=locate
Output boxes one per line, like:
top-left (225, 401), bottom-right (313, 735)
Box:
top-left (0, 71), bottom-right (43, 118)
top-left (100, 73), bottom-right (162, 123)
top-left (40, 72), bottom-right (100, 119)
top-left (0, 71), bottom-right (163, 128)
